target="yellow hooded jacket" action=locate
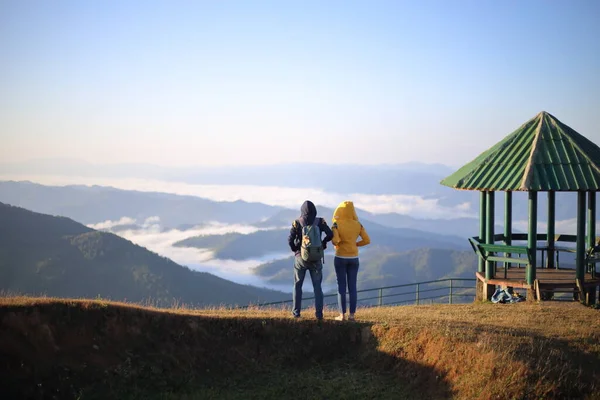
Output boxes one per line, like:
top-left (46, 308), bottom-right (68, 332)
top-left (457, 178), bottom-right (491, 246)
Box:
top-left (331, 201), bottom-right (370, 258)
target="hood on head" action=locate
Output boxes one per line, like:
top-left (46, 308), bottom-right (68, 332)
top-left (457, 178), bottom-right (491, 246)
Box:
top-left (332, 201), bottom-right (358, 222)
top-left (300, 200), bottom-right (317, 225)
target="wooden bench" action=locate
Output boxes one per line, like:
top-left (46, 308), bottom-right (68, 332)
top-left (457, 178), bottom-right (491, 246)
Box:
top-left (468, 238), bottom-right (531, 279)
top-left (476, 243), bottom-right (531, 265)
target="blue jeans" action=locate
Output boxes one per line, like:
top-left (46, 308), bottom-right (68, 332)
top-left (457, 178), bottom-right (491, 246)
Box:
top-left (334, 257), bottom-right (360, 314)
top-left (293, 256), bottom-right (324, 319)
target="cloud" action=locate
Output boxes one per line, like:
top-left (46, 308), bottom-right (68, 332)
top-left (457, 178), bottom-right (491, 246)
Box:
top-left (144, 216), bottom-right (160, 225)
top-left (88, 216), bottom-right (136, 230)
top-left (0, 173), bottom-right (474, 219)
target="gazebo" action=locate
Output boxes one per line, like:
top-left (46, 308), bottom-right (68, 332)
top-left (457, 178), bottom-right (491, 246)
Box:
top-left (441, 111), bottom-right (600, 304)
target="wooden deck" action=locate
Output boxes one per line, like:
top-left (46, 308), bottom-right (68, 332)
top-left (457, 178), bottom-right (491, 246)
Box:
top-left (476, 268), bottom-right (600, 289)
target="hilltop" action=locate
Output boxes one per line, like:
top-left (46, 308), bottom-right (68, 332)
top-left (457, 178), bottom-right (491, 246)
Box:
top-left (1, 297), bottom-right (598, 399)
top-left (0, 202), bottom-right (287, 306)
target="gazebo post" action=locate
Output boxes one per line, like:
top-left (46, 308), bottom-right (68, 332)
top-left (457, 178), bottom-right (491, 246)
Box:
top-left (484, 191), bottom-right (495, 299)
top-left (547, 191), bottom-right (555, 269)
top-left (527, 191), bottom-right (537, 300)
top-left (476, 191), bottom-right (487, 301)
top-left (587, 191), bottom-right (596, 304)
top-left (479, 191), bottom-right (487, 275)
top-left (576, 192), bottom-right (586, 300)
top-left (504, 192), bottom-right (512, 275)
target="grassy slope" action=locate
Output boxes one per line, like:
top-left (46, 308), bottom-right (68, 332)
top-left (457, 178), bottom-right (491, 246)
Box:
top-left (1, 297), bottom-right (598, 400)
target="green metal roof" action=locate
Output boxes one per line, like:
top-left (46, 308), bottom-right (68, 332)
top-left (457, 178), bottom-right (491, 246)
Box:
top-left (440, 111), bottom-right (600, 191)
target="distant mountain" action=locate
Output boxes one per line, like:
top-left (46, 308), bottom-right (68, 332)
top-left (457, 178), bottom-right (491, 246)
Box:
top-left (253, 246), bottom-right (477, 289)
top-left (0, 181), bottom-right (281, 226)
top-left (1, 160), bottom-right (455, 196)
top-left (0, 181), bottom-right (480, 238)
top-left (1, 160), bottom-right (591, 222)
top-left (0, 202), bottom-right (287, 307)
top-left (174, 229), bottom-right (287, 260)
top-left (252, 206), bottom-right (491, 238)
top-left (173, 216), bottom-right (469, 261)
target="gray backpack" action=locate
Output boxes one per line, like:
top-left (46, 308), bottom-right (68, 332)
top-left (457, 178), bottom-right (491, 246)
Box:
top-left (301, 218), bottom-right (323, 262)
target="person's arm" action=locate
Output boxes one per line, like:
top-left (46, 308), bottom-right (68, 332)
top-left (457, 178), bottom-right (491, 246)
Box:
top-left (320, 219), bottom-right (333, 247)
top-left (332, 222), bottom-right (340, 246)
top-left (288, 220), bottom-right (299, 252)
top-left (356, 224), bottom-right (371, 247)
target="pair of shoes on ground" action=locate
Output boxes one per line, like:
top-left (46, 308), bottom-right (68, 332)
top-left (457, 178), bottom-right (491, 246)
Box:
top-left (294, 313), bottom-right (355, 321)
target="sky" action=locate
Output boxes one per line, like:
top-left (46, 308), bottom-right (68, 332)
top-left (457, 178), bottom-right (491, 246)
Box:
top-left (1, 0), bottom-right (600, 167)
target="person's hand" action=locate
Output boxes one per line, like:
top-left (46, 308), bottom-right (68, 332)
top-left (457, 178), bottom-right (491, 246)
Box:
top-left (321, 241), bottom-right (327, 250)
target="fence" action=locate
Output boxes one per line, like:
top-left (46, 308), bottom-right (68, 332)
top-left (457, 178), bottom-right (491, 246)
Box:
top-left (242, 278), bottom-right (476, 310)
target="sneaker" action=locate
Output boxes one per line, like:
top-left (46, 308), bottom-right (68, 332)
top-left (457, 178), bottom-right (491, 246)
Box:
top-left (348, 314), bottom-right (355, 321)
top-left (334, 314), bottom-right (345, 321)
top-left (292, 313), bottom-right (301, 319)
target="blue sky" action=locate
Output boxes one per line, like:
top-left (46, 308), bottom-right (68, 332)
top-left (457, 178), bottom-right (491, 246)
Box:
top-left (1, 0), bottom-right (599, 167)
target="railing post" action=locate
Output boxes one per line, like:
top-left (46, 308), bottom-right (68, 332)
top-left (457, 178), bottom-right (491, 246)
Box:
top-left (479, 191), bottom-right (487, 274)
top-left (416, 283), bottom-right (420, 305)
top-left (527, 191), bottom-right (538, 286)
top-left (486, 191), bottom-right (496, 280)
top-left (547, 191), bottom-right (555, 269)
top-left (378, 288), bottom-right (383, 307)
top-left (504, 191), bottom-right (512, 276)
top-left (576, 192), bottom-right (586, 283)
top-left (449, 279), bottom-right (453, 304)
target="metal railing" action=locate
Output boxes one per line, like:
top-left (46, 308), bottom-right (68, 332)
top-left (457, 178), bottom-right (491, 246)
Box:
top-left (241, 278), bottom-right (476, 310)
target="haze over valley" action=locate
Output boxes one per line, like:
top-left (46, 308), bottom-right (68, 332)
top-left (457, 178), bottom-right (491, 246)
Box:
top-left (0, 165), bottom-right (586, 298)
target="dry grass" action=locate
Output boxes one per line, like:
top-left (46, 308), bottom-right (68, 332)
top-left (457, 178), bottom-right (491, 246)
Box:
top-left (0, 296), bottom-right (598, 400)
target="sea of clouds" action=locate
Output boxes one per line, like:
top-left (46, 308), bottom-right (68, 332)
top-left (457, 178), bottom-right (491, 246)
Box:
top-left (89, 215), bottom-right (293, 291)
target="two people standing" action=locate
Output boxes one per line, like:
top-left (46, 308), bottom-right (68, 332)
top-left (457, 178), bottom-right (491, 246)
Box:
top-left (288, 200), bottom-right (370, 320)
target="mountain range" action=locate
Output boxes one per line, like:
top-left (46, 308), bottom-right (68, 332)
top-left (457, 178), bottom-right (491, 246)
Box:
top-left (0, 202), bottom-right (287, 306)
top-left (0, 181), bottom-right (485, 238)
top-left (0, 160), bottom-right (590, 222)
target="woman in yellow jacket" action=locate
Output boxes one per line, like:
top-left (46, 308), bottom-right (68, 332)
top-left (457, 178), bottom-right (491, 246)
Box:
top-left (331, 201), bottom-right (370, 321)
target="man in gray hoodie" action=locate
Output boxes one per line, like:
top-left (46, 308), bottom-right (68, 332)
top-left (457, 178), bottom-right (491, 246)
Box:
top-left (287, 200), bottom-right (333, 319)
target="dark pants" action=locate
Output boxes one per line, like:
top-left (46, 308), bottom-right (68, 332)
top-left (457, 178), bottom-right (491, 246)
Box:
top-left (293, 256), bottom-right (323, 319)
top-left (334, 257), bottom-right (360, 314)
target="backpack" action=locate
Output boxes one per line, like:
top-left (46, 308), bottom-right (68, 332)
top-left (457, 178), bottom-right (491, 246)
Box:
top-left (300, 218), bottom-right (323, 262)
